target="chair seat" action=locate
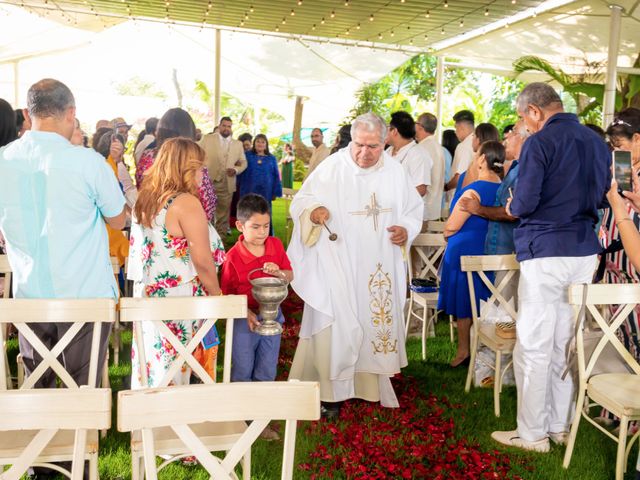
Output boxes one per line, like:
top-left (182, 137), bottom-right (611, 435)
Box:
top-left (478, 323), bottom-right (516, 352)
top-left (411, 292), bottom-right (439, 308)
top-left (588, 374), bottom-right (640, 418)
top-left (131, 421), bottom-right (247, 453)
top-left (0, 429), bottom-right (99, 461)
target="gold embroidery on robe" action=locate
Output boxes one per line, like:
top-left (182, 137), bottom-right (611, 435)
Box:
top-left (368, 263), bottom-right (397, 354)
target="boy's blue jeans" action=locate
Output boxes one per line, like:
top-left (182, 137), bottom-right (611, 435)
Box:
top-left (231, 309), bottom-right (283, 382)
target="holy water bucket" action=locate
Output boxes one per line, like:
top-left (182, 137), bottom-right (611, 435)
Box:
top-left (248, 267), bottom-right (288, 336)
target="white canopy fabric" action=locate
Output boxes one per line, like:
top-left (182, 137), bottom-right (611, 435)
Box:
top-left (0, 4), bottom-right (411, 130)
top-left (436, 0), bottom-right (640, 76)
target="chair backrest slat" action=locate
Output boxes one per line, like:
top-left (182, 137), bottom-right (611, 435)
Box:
top-left (0, 388), bottom-right (111, 430)
top-left (0, 254), bottom-right (11, 299)
top-left (461, 254), bottom-right (519, 273)
top-left (117, 381), bottom-right (319, 431)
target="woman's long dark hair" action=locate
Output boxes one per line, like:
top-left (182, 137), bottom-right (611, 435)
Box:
top-left (251, 133), bottom-right (270, 156)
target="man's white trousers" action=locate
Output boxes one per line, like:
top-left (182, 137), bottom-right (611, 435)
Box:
top-left (514, 255), bottom-right (597, 442)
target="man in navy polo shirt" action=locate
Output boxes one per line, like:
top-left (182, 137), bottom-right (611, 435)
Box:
top-left (492, 83), bottom-right (610, 452)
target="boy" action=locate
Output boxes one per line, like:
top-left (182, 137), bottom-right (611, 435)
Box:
top-left (221, 193), bottom-right (293, 396)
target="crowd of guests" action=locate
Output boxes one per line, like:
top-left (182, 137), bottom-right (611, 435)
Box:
top-left (1, 77), bottom-right (640, 479)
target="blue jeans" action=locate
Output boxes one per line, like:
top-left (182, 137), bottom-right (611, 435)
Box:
top-left (231, 309), bottom-right (283, 382)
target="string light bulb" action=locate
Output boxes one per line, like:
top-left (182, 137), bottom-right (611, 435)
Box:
top-left (424, 33), bottom-right (428, 40)
top-left (441, 27), bottom-right (445, 34)
top-left (378, 32), bottom-right (382, 39)
top-left (356, 23), bottom-right (361, 29)
top-left (298, 0), bottom-right (302, 4)
top-left (330, 10), bottom-right (335, 18)
top-left (512, 0), bottom-right (516, 3)
top-left (320, 17), bottom-right (325, 24)
top-left (312, 23), bottom-right (316, 30)
top-left (344, 0), bottom-right (349, 5)
top-left (290, 9), bottom-right (295, 15)
top-left (484, 7), bottom-right (489, 16)
top-left (369, 13), bottom-right (374, 21)
top-left (390, 30), bottom-right (395, 37)
top-left (275, 25), bottom-right (279, 31)
top-left (249, 5), bottom-right (254, 12)
top-left (459, 18), bottom-right (464, 27)
top-left (425, 10), bottom-right (430, 18)
top-left (444, 0), bottom-right (448, 7)
top-left (281, 17), bottom-right (286, 24)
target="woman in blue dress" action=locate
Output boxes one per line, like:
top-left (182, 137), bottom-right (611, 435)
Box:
top-left (238, 134), bottom-right (282, 226)
top-left (438, 141), bottom-right (505, 367)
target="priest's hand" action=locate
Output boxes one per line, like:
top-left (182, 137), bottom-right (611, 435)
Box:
top-left (310, 206), bottom-right (330, 225)
top-left (247, 310), bottom-right (261, 332)
top-left (226, 168), bottom-right (237, 177)
top-left (387, 225), bottom-right (408, 246)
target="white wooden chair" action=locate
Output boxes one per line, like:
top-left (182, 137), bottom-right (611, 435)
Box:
top-left (282, 188), bottom-right (299, 248)
top-left (0, 255), bottom-right (13, 389)
top-left (562, 283), bottom-right (640, 480)
top-left (461, 254), bottom-right (519, 417)
top-left (405, 233), bottom-right (449, 359)
top-left (119, 295), bottom-right (250, 480)
top-left (0, 388), bottom-right (111, 480)
top-left (118, 381), bottom-right (320, 480)
top-left (0, 298), bottom-right (115, 479)
top-left (110, 256), bottom-right (124, 367)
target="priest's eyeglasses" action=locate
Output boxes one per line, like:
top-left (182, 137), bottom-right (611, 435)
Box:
top-left (353, 141), bottom-right (382, 150)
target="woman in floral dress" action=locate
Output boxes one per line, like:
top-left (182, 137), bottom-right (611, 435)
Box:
top-left (128, 138), bottom-right (225, 388)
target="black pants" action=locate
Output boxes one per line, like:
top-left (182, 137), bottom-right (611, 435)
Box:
top-left (18, 321), bottom-right (111, 388)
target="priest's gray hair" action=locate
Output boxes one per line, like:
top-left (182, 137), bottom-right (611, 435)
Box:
top-left (516, 82), bottom-right (562, 114)
top-left (351, 112), bottom-right (387, 143)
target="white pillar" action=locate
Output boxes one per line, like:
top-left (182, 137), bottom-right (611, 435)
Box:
top-left (603, 4), bottom-right (623, 128)
top-left (13, 61), bottom-right (19, 107)
top-left (435, 56), bottom-right (445, 142)
top-left (214, 29), bottom-right (222, 124)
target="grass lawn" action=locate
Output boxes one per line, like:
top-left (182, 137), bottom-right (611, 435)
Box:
top-left (5, 189), bottom-right (638, 479)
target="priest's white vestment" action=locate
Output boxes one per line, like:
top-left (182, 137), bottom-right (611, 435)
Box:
top-left (287, 147), bottom-right (423, 407)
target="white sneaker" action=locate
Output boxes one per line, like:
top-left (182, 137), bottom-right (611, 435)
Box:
top-left (549, 431), bottom-right (569, 445)
top-left (491, 430), bottom-right (550, 453)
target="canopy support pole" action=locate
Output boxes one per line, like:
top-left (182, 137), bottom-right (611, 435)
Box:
top-left (435, 56), bottom-right (445, 142)
top-left (214, 29), bottom-right (221, 124)
top-left (603, 4), bottom-right (623, 128)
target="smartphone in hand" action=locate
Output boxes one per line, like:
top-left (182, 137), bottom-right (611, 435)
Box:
top-left (613, 150), bottom-right (632, 195)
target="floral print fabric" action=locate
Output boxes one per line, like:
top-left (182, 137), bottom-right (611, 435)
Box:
top-left (129, 197), bottom-right (225, 388)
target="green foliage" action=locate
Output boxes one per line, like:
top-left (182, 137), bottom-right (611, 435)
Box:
top-left (513, 54), bottom-right (640, 121)
top-left (350, 53), bottom-right (522, 131)
top-left (112, 76), bottom-right (167, 100)
top-left (293, 158), bottom-right (306, 182)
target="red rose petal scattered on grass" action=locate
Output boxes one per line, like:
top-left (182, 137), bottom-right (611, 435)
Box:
top-left (280, 291), bottom-right (529, 479)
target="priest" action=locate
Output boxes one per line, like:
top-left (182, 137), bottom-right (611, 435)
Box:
top-left (288, 112), bottom-right (423, 416)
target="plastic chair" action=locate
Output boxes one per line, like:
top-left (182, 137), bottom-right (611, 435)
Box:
top-left (563, 283), bottom-right (640, 480)
top-left (461, 254), bottom-right (519, 417)
top-left (282, 187), bottom-right (299, 248)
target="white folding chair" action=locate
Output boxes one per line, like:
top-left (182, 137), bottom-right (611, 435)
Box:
top-left (405, 233), bottom-right (448, 359)
top-left (563, 283), bottom-right (640, 480)
top-left (461, 254), bottom-right (519, 417)
top-left (0, 255), bottom-right (13, 389)
top-left (282, 188), bottom-right (299, 248)
top-left (118, 381), bottom-right (319, 480)
top-left (0, 298), bottom-right (115, 479)
top-left (119, 295), bottom-right (250, 480)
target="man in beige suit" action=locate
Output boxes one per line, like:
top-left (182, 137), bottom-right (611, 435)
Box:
top-left (294, 127), bottom-right (330, 179)
top-left (199, 116), bottom-right (247, 236)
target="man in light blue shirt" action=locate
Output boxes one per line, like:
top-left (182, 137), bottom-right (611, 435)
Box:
top-left (0, 78), bottom-right (126, 387)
